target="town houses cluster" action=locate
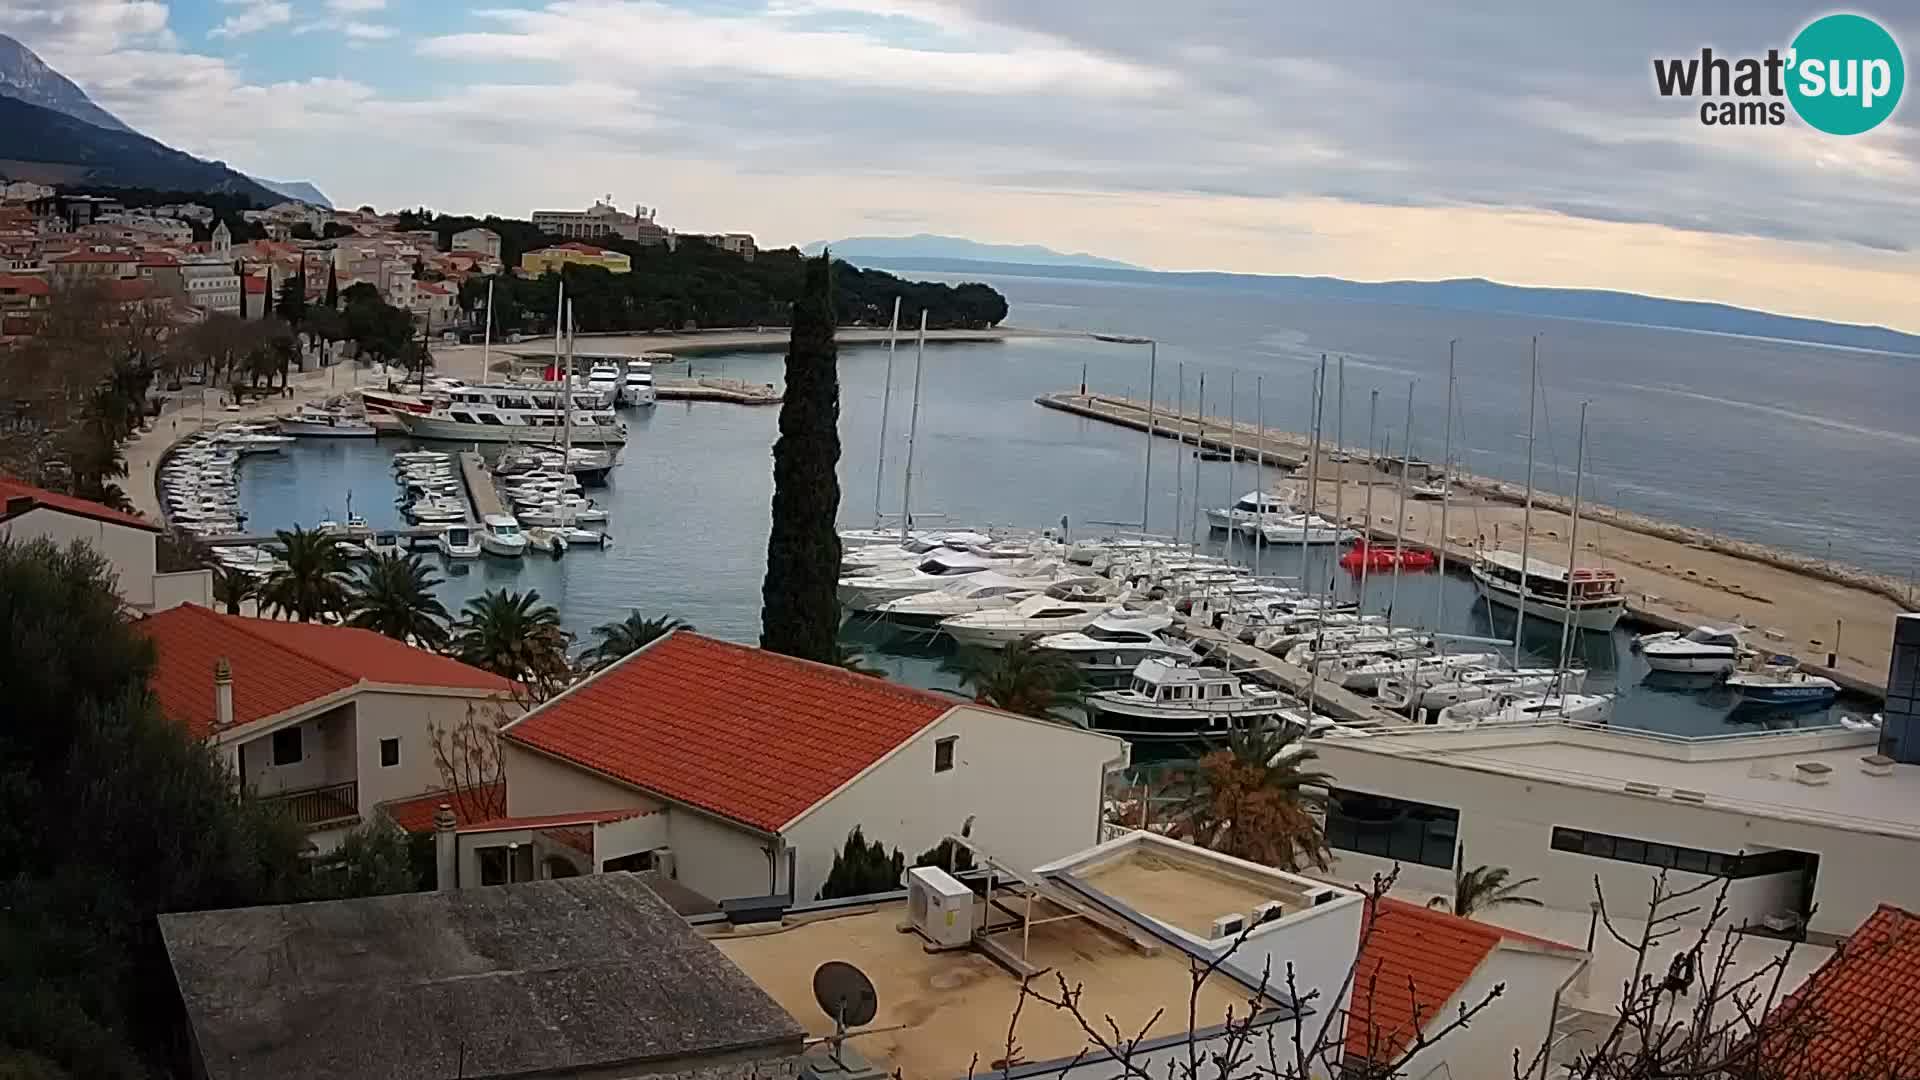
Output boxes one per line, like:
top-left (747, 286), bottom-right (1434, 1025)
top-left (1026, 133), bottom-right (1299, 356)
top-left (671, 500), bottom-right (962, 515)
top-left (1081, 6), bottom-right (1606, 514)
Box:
top-left (0, 185), bottom-right (754, 344)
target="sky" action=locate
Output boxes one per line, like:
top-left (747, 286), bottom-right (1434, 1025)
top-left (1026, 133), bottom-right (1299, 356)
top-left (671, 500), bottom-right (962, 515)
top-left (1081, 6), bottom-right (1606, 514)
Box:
top-left (5, 1), bottom-right (1920, 330)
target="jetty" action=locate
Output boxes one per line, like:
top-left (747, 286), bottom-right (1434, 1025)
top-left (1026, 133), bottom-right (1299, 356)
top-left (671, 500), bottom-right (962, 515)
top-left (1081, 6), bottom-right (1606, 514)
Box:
top-left (654, 377), bottom-right (782, 405)
top-left (1038, 391), bottom-right (1907, 692)
top-left (458, 451), bottom-right (503, 522)
top-left (1184, 625), bottom-right (1407, 727)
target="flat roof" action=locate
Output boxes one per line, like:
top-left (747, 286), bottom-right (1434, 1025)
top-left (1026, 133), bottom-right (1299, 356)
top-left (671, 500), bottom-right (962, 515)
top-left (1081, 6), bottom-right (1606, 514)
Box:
top-left (710, 899), bottom-right (1277, 1080)
top-left (1075, 847), bottom-right (1293, 938)
top-left (160, 875), bottom-right (804, 1080)
top-left (1322, 723), bottom-right (1917, 839)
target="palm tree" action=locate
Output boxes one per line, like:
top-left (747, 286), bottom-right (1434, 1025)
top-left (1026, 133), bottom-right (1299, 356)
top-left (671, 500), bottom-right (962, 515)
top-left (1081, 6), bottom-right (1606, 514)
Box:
top-left (259, 526), bottom-right (348, 622)
top-left (347, 552), bottom-right (450, 649)
top-left (211, 566), bottom-right (258, 616)
top-left (1175, 722), bottom-right (1333, 871)
top-left (960, 636), bottom-right (1084, 723)
top-left (1430, 853), bottom-right (1543, 917)
top-left (453, 588), bottom-right (573, 700)
top-left (584, 611), bottom-right (689, 670)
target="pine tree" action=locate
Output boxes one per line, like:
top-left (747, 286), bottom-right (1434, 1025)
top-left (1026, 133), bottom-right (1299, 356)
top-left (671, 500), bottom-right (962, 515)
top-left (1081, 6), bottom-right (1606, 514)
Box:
top-left (324, 262), bottom-right (338, 309)
top-left (759, 253), bottom-right (843, 663)
top-left (260, 267), bottom-right (272, 320)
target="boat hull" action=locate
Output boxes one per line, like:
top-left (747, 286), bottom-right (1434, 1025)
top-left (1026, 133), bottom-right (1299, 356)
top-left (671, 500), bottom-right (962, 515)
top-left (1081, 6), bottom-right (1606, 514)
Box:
top-left (1083, 704), bottom-right (1292, 742)
top-left (1727, 681), bottom-right (1838, 708)
top-left (942, 619), bottom-right (1098, 650)
top-left (278, 420), bottom-right (377, 438)
top-left (1472, 571), bottom-right (1624, 632)
top-left (1642, 649), bottom-right (1737, 674)
top-left (394, 414), bottom-right (627, 445)
top-left (480, 536), bottom-right (527, 558)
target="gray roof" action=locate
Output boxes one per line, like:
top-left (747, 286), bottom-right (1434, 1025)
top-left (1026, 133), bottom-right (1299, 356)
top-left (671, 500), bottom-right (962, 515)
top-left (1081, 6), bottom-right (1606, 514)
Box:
top-left (159, 874), bottom-right (805, 1080)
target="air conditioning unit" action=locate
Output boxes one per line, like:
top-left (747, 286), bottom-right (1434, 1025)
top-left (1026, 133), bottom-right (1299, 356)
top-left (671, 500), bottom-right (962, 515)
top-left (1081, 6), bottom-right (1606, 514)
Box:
top-left (1210, 913), bottom-right (1247, 939)
top-left (1252, 900), bottom-right (1287, 925)
top-left (905, 866), bottom-right (975, 949)
top-left (651, 847), bottom-right (676, 878)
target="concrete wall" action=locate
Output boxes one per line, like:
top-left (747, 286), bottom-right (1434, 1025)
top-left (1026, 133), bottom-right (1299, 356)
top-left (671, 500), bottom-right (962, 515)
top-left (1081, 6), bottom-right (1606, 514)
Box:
top-left (670, 808), bottom-right (777, 901)
top-left (1385, 947), bottom-right (1582, 1080)
top-left (782, 706), bottom-right (1128, 901)
top-left (456, 827), bottom-right (590, 887)
top-left (501, 742), bottom-right (660, 817)
top-left (2, 507), bottom-right (158, 608)
top-left (1313, 742), bottom-right (1916, 936)
top-left (240, 704), bottom-right (355, 797)
top-left (151, 569), bottom-right (213, 611)
top-left (1231, 898), bottom-right (1365, 1017)
top-left (593, 812), bottom-right (669, 871)
top-left (351, 690), bottom-right (509, 811)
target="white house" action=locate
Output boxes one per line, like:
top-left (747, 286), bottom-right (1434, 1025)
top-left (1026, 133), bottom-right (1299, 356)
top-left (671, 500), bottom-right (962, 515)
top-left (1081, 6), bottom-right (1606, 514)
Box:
top-left (492, 630), bottom-right (1132, 904)
top-left (1, 475), bottom-right (209, 611)
top-left (181, 260), bottom-right (241, 315)
top-left (451, 227), bottom-right (501, 259)
top-left (139, 604), bottom-right (515, 851)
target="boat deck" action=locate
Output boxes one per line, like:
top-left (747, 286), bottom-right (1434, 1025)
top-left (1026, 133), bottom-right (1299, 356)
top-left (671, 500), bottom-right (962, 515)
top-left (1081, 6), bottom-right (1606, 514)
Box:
top-left (1181, 625), bottom-right (1410, 727)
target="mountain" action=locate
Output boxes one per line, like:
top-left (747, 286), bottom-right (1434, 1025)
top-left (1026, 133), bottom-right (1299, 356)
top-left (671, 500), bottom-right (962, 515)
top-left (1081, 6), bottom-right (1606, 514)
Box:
top-left (0, 32), bottom-right (133, 133)
top-left (0, 96), bottom-right (278, 203)
top-left (806, 234), bottom-right (1140, 270)
top-left (255, 178), bottom-right (334, 208)
top-left (860, 257), bottom-right (1920, 356)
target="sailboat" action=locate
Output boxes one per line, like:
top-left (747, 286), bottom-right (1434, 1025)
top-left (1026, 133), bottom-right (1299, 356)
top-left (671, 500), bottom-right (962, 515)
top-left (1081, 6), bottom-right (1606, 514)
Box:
top-left (551, 306), bottom-right (611, 549)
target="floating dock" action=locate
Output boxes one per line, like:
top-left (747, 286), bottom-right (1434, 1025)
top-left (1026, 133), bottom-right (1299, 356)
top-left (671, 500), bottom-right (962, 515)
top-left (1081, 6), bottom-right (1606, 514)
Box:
top-left (654, 377), bottom-right (782, 405)
top-left (458, 451), bottom-right (504, 522)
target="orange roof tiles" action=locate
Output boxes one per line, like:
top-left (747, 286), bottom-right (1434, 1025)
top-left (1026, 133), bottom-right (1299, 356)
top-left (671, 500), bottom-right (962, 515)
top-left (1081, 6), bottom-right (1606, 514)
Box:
top-left (0, 275), bottom-right (50, 297)
top-left (1758, 904), bottom-right (1920, 1077)
top-left (380, 783), bottom-right (506, 833)
top-left (460, 808), bottom-right (653, 833)
top-left (504, 631), bottom-right (957, 832)
top-left (139, 605), bottom-right (511, 739)
top-left (0, 473), bottom-right (157, 531)
top-left (1344, 897), bottom-right (1577, 1063)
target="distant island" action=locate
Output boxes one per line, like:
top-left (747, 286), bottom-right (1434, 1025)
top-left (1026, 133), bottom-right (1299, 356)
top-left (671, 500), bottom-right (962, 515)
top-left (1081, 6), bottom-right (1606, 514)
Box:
top-left (855, 257), bottom-right (1920, 356)
top-left (806, 234), bottom-right (1140, 271)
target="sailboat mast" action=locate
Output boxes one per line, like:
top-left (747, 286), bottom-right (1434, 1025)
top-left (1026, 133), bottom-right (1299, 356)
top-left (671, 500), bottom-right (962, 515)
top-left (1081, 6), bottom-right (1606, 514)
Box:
top-left (1299, 359), bottom-right (1324, 576)
top-left (552, 280), bottom-right (564, 385)
top-left (1253, 377), bottom-right (1265, 581)
top-left (1358, 389), bottom-right (1378, 608)
top-left (872, 296), bottom-right (901, 529)
top-left (1436, 338), bottom-right (1459, 630)
top-left (1332, 357), bottom-right (1345, 601)
top-left (1514, 336), bottom-right (1540, 669)
top-left (1191, 370), bottom-right (1204, 558)
top-left (1389, 381), bottom-right (1414, 623)
top-left (898, 308), bottom-right (927, 543)
top-left (1140, 342), bottom-right (1157, 538)
top-left (1174, 364), bottom-right (1185, 550)
top-left (1225, 371), bottom-right (1237, 567)
top-left (1556, 401), bottom-right (1589, 695)
top-left (480, 278), bottom-right (493, 386)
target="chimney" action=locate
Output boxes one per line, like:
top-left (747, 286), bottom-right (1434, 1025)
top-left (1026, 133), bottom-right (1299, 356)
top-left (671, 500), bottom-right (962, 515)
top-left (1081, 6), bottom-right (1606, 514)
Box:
top-left (212, 657), bottom-right (234, 732)
top-left (434, 803), bottom-right (458, 890)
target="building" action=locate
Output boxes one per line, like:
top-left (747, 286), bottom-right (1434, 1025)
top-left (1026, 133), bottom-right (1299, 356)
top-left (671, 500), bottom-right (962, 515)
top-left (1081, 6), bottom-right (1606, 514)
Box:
top-left (158, 875), bottom-right (809, 1080)
top-left (680, 231), bottom-right (758, 260)
top-left (450, 226), bottom-right (501, 259)
top-left (48, 246), bottom-right (137, 283)
top-left (711, 830), bottom-right (1361, 1080)
top-left (0, 273), bottom-right (50, 312)
top-left (494, 630), bottom-right (1130, 905)
top-left (519, 241), bottom-right (632, 276)
top-left (1341, 897), bottom-right (1586, 1079)
top-left (1309, 717), bottom-right (1920, 938)
top-left (533, 199), bottom-right (669, 244)
top-left (181, 260), bottom-right (242, 315)
top-left (408, 279), bottom-right (459, 331)
top-left (0, 476), bottom-right (209, 611)
top-left (94, 211), bottom-right (194, 244)
top-left (137, 604), bottom-right (513, 850)
top-left (1752, 903), bottom-right (1920, 1076)
top-left (1, 180), bottom-right (53, 201)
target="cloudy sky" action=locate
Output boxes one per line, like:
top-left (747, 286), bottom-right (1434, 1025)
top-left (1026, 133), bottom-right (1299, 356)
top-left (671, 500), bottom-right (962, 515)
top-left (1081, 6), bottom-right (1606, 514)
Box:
top-left (6, 1), bottom-right (1919, 328)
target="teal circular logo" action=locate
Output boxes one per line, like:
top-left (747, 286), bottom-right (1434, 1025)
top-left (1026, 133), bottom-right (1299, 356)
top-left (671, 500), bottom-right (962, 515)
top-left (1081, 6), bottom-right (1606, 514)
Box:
top-left (1787, 14), bottom-right (1904, 135)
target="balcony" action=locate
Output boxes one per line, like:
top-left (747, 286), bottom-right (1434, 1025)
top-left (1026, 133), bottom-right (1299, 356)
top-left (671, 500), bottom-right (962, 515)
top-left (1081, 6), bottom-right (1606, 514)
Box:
top-left (261, 781), bottom-right (360, 829)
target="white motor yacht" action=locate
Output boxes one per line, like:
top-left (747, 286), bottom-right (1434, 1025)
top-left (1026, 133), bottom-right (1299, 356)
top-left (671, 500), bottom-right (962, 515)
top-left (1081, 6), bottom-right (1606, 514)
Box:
top-left (1085, 657), bottom-right (1292, 742)
top-left (1378, 667), bottom-right (1583, 714)
top-left (623, 360), bottom-right (657, 406)
top-left (278, 406), bottom-right (376, 438)
top-left (437, 523), bottom-right (482, 559)
top-left (1724, 666), bottom-right (1839, 709)
top-left (1340, 651), bottom-right (1505, 693)
top-left (479, 513), bottom-right (529, 558)
top-left (354, 532), bottom-right (405, 560)
top-left (394, 384), bottom-right (628, 445)
top-left (870, 572), bottom-right (1059, 628)
top-left (1035, 610), bottom-right (1197, 684)
top-left (1258, 513), bottom-right (1359, 546)
top-left (1205, 491), bottom-right (1292, 533)
top-left (1635, 626), bottom-right (1749, 674)
top-left (1471, 550), bottom-right (1627, 632)
top-left (837, 550), bottom-right (1024, 610)
top-left (1436, 691), bottom-right (1614, 727)
top-left (523, 526), bottom-right (569, 557)
top-left (408, 499), bottom-right (466, 525)
top-left (939, 590), bottom-right (1124, 650)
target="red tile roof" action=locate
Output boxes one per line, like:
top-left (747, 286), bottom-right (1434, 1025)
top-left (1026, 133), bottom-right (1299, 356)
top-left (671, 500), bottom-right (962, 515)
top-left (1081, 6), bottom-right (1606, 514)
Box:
top-left (381, 786), bottom-right (506, 834)
top-left (51, 249), bottom-right (136, 264)
top-left (460, 808), bottom-right (653, 833)
top-left (1758, 904), bottom-right (1920, 1077)
top-left (1344, 898), bottom-right (1578, 1063)
top-left (504, 631), bottom-right (956, 832)
top-left (139, 605), bottom-right (511, 739)
top-left (0, 274), bottom-right (50, 297)
top-left (0, 473), bottom-right (157, 531)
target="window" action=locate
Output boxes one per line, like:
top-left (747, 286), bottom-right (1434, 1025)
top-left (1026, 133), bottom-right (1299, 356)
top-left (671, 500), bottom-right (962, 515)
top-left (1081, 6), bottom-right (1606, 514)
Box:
top-left (379, 738), bottom-right (400, 768)
top-left (1325, 788), bottom-right (1459, 869)
top-left (1549, 828), bottom-right (1813, 880)
top-left (602, 850), bottom-right (656, 873)
top-left (477, 844), bottom-right (534, 887)
top-left (934, 736), bottom-right (957, 773)
top-left (271, 727), bottom-right (303, 766)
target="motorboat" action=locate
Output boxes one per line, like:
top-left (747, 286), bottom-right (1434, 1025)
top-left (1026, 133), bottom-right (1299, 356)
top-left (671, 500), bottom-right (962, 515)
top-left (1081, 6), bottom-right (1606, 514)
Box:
top-left (1378, 668), bottom-right (1584, 715)
top-left (1243, 612), bottom-right (1387, 652)
top-left (1034, 610), bottom-right (1197, 684)
top-left (1341, 651), bottom-right (1506, 693)
top-left (1274, 624), bottom-right (1428, 661)
top-left (354, 532), bottom-right (405, 560)
top-left (1436, 692), bottom-right (1614, 727)
top-left (1205, 491), bottom-right (1292, 533)
top-left (1635, 626), bottom-right (1750, 674)
top-left (939, 590), bottom-right (1124, 650)
top-left (479, 513), bottom-right (529, 558)
top-left (1287, 636), bottom-right (1436, 681)
top-left (623, 360), bottom-right (657, 406)
top-left (836, 550), bottom-right (1021, 610)
top-left (1258, 514), bottom-right (1359, 546)
top-left (1339, 541), bottom-right (1436, 572)
top-left (278, 406), bottom-right (376, 438)
top-left (524, 526), bottom-right (569, 557)
top-left (869, 572), bottom-right (1061, 628)
top-left (1724, 666), bottom-right (1839, 709)
top-left (1471, 550), bottom-right (1626, 632)
top-left (1410, 481), bottom-right (1449, 500)
top-left (1085, 657), bottom-right (1292, 742)
top-left (392, 383), bottom-right (628, 445)
top-left (210, 429), bottom-right (295, 454)
top-left (587, 361), bottom-right (621, 403)
top-left (407, 499), bottom-right (466, 525)
top-left (517, 501), bottom-right (610, 527)
top-left (554, 526), bottom-right (612, 548)
top-left (436, 524), bottom-right (482, 559)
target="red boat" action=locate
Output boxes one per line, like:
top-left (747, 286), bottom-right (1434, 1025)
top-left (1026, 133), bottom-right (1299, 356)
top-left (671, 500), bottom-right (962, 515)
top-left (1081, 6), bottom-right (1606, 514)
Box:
top-left (1339, 541), bottom-right (1437, 572)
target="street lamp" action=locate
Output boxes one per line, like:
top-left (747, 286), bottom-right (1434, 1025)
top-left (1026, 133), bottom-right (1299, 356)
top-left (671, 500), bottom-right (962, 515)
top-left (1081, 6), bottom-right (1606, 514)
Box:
top-left (1089, 332), bottom-right (1157, 535)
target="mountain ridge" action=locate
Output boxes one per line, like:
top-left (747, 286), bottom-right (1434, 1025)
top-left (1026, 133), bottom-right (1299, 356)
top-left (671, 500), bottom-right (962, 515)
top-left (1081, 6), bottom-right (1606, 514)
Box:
top-left (0, 32), bottom-right (133, 134)
top-left (805, 233), bottom-right (1139, 270)
top-left (851, 256), bottom-right (1920, 355)
top-left (0, 96), bottom-right (279, 203)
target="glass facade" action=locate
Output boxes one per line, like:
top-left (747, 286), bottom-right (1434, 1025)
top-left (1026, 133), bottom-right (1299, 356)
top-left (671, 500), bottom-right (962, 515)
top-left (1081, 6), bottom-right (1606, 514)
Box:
top-left (1325, 788), bottom-right (1459, 869)
top-left (1550, 827), bottom-right (1812, 879)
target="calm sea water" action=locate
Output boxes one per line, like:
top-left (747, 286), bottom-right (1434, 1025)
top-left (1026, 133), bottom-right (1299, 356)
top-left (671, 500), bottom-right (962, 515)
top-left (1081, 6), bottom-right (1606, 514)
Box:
top-left (234, 274), bottom-right (1907, 741)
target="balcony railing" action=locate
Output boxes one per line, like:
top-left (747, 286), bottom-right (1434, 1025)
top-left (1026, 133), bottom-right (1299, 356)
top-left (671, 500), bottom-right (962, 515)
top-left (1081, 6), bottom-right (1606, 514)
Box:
top-left (261, 781), bottom-right (359, 828)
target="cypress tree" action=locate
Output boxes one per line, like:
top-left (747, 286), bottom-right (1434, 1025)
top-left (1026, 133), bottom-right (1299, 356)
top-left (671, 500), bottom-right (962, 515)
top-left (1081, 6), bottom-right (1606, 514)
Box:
top-left (759, 254), bottom-right (843, 663)
top-left (261, 267), bottom-right (272, 320)
top-left (324, 262), bottom-right (338, 309)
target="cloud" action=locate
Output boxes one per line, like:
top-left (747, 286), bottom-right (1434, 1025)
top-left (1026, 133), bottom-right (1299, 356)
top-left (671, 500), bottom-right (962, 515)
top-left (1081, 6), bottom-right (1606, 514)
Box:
top-left (342, 20), bottom-right (394, 39)
top-left (326, 0), bottom-right (386, 10)
top-left (208, 0), bottom-right (291, 38)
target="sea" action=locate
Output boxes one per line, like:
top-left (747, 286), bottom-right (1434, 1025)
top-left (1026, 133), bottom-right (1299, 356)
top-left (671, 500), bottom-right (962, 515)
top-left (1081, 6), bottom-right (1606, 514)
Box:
top-left (232, 270), bottom-right (1912, 744)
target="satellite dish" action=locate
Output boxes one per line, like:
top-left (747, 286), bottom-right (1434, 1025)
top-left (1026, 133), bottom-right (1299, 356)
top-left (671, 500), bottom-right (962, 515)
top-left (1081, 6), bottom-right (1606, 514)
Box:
top-left (812, 960), bottom-right (879, 1029)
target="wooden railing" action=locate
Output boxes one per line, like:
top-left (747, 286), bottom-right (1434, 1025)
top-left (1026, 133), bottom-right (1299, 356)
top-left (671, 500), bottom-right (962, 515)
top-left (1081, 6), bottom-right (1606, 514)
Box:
top-left (262, 781), bottom-right (359, 827)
